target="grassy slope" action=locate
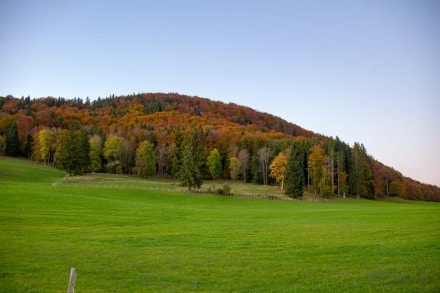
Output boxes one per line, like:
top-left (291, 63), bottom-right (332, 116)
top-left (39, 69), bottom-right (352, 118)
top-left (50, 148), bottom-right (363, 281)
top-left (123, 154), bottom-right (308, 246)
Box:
top-left (1, 157), bottom-right (439, 292)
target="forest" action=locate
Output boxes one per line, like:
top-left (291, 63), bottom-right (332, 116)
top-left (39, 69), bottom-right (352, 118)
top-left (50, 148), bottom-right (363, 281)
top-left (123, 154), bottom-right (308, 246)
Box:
top-left (1, 93), bottom-right (439, 201)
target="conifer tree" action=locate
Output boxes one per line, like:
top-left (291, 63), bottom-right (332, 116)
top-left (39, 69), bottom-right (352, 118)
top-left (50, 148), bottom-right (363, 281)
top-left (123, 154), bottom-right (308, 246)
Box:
top-left (334, 137), bottom-right (351, 197)
top-left (350, 142), bottom-right (373, 198)
top-left (178, 128), bottom-right (204, 191)
top-left (251, 148), bottom-right (262, 184)
top-left (0, 135), bottom-right (5, 156)
top-left (169, 128), bottom-right (183, 177)
top-left (336, 150), bottom-right (348, 198)
top-left (5, 121), bottom-right (19, 157)
top-left (285, 141), bottom-right (305, 197)
top-left (325, 139), bottom-right (336, 194)
top-left (23, 134), bottom-right (33, 158)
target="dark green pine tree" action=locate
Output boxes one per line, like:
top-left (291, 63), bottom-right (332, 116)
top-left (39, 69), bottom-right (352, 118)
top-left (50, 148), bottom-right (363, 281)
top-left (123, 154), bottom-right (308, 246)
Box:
top-left (5, 121), bottom-right (19, 157)
top-left (285, 140), bottom-right (305, 198)
top-left (250, 149), bottom-right (261, 184)
top-left (178, 127), bottom-right (204, 191)
top-left (170, 127), bottom-right (184, 178)
top-left (349, 142), bottom-right (373, 199)
top-left (56, 128), bottom-right (90, 175)
top-left (23, 134), bottom-right (33, 158)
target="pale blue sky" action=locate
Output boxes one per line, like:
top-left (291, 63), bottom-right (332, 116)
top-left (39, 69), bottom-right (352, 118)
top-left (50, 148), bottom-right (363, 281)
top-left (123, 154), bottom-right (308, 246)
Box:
top-left (1, 0), bottom-right (439, 186)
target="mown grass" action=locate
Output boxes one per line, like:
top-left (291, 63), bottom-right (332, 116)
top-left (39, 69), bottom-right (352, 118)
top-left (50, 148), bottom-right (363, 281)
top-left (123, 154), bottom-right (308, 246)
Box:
top-left (1, 157), bottom-right (439, 292)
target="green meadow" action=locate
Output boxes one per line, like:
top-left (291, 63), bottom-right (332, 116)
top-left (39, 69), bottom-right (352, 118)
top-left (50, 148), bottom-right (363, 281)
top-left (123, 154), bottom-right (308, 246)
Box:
top-left (1, 157), bottom-right (439, 292)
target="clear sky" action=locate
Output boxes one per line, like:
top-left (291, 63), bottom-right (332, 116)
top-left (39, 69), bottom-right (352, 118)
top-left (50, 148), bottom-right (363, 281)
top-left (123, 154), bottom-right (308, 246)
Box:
top-left (1, 0), bottom-right (439, 186)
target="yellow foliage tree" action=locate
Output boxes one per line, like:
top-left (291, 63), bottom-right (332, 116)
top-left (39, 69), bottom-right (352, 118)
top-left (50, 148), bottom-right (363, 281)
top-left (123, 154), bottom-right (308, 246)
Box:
top-left (270, 152), bottom-right (288, 190)
top-left (308, 144), bottom-right (325, 195)
top-left (229, 156), bottom-right (241, 180)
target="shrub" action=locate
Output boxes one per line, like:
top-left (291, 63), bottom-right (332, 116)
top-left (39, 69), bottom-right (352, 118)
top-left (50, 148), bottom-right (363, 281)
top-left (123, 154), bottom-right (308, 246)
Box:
top-left (223, 184), bottom-right (232, 196)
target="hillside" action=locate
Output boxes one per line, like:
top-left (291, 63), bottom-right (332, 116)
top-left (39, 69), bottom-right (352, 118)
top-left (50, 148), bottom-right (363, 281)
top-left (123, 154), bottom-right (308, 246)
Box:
top-left (1, 93), bottom-right (439, 201)
top-left (0, 93), bottom-right (310, 139)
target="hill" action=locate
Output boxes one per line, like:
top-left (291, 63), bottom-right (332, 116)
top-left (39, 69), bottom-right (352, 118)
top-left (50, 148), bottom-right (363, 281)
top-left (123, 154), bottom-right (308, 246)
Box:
top-left (0, 93), bottom-right (310, 139)
top-left (0, 93), bottom-right (439, 201)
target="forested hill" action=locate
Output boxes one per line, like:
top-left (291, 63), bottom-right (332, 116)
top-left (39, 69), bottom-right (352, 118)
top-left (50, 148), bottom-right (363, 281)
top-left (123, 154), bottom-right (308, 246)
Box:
top-left (0, 93), bottom-right (310, 139)
top-left (1, 93), bottom-right (439, 201)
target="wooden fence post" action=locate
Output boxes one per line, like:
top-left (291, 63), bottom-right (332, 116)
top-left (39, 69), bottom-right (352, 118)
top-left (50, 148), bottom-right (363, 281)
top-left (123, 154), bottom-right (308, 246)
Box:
top-left (68, 267), bottom-right (76, 293)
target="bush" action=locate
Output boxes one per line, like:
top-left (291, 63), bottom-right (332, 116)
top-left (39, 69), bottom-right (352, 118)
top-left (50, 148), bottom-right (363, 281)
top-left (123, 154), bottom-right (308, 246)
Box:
top-left (207, 185), bottom-right (215, 194)
top-left (207, 184), bottom-right (232, 196)
top-left (105, 160), bottom-right (122, 174)
top-left (223, 184), bottom-right (231, 196)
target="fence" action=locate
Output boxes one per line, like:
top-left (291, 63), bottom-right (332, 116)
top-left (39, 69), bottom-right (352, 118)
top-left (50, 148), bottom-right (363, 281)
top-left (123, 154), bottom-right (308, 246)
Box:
top-left (52, 175), bottom-right (70, 187)
top-left (68, 267), bottom-right (76, 293)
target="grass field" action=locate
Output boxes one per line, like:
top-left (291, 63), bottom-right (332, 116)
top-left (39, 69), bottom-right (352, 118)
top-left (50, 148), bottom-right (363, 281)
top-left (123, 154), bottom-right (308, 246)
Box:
top-left (55, 172), bottom-right (289, 200)
top-left (1, 157), bottom-right (439, 292)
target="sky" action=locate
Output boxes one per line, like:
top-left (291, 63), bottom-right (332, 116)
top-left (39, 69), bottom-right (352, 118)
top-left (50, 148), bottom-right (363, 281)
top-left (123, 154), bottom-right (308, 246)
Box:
top-left (1, 0), bottom-right (439, 186)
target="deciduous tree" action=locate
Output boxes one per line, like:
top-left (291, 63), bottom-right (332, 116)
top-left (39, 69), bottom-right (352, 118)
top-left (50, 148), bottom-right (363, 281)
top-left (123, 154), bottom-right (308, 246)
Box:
top-left (89, 135), bottom-right (103, 172)
top-left (389, 180), bottom-right (405, 197)
top-left (270, 152), bottom-right (287, 190)
top-left (120, 139), bottom-right (134, 174)
top-left (103, 135), bottom-right (124, 173)
top-left (258, 146), bottom-right (272, 186)
top-left (308, 144), bottom-right (325, 195)
top-left (229, 156), bottom-right (241, 180)
top-left (33, 129), bottom-right (57, 165)
top-left (156, 143), bottom-right (168, 176)
top-left (135, 140), bottom-right (156, 178)
top-left (55, 128), bottom-right (90, 175)
top-left (207, 148), bottom-right (222, 179)
top-left (238, 149), bottom-right (250, 183)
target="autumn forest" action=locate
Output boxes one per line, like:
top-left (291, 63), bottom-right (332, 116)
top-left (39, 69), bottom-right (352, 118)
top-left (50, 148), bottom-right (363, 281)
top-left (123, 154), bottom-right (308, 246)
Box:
top-left (1, 93), bottom-right (439, 201)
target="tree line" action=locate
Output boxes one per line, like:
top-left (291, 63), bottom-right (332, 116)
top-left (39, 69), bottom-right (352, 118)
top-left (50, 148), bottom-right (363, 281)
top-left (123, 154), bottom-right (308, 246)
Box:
top-left (1, 94), bottom-right (439, 201)
top-left (0, 120), bottom-right (399, 199)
